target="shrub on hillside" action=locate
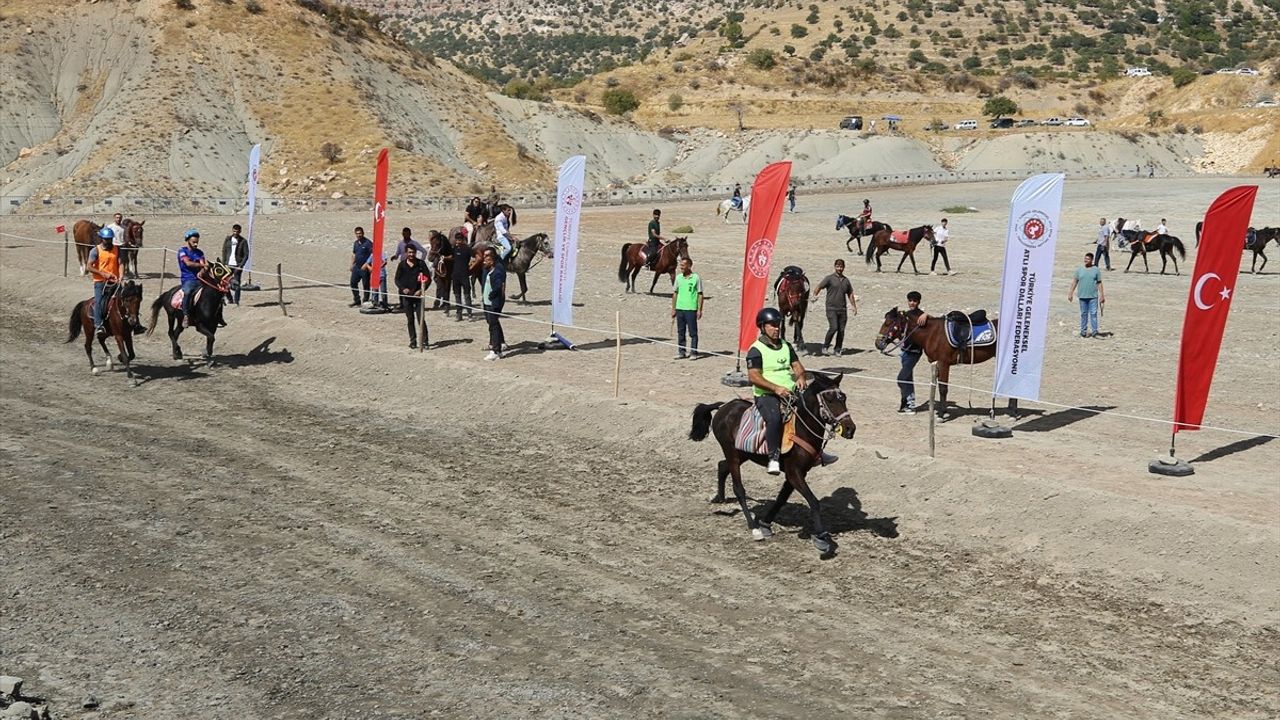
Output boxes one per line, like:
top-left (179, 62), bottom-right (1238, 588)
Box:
top-left (983, 95), bottom-right (1019, 117)
top-left (174, 0), bottom-right (194, 8)
top-left (502, 79), bottom-right (547, 101)
top-left (668, 93), bottom-right (684, 111)
top-left (319, 142), bottom-right (342, 164)
top-left (602, 88), bottom-right (640, 115)
top-left (746, 49), bottom-right (777, 70)
top-left (245, 0), bottom-right (264, 13)
top-left (790, 24), bottom-right (808, 39)
top-left (1171, 67), bottom-right (1196, 88)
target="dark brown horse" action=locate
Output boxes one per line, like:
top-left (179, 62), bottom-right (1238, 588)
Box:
top-left (119, 218), bottom-right (145, 279)
top-left (689, 372), bottom-right (857, 556)
top-left (774, 266), bottom-right (809, 352)
top-left (864, 225), bottom-right (934, 273)
top-left (617, 237), bottom-right (689, 294)
top-left (837, 215), bottom-right (892, 254)
top-left (875, 306), bottom-right (998, 416)
top-left (1245, 227), bottom-right (1280, 273)
top-left (427, 230), bottom-right (453, 311)
top-left (147, 263), bottom-right (233, 365)
top-left (1123, 232), bottom-right (1187, 275)
top-left (66, 280), bottom-right (144, 380)
top-left (468, 233), bottom-right (552, 303)
top-left (72, 219), bottom-right (101, 276)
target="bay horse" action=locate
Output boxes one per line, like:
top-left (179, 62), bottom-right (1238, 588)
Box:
top-left (71, 220), bottom-right (101, 276)
top-left (689, 372), bottom-right (857, 555)
top-left (716, 195), bottom-right (751, 224)
top-left (774, 266), bottom-right (810, 353)
top-left (1123, 232), bottom-right (1187, 275)
top-left (1245, 227), bottom-right (1279, 273)
top-left (875, 306), bottom-right (998, 417)
top-left (426, 230), bottom-right (453, 311)
top-left (468, 232), bottom-right (552, 303)
top-left (864, 224), bottom-right (934, 273)
top-left (147, 263), bottom-right (233, 365)
top-left (65, 280), bottom-right (144, 380)
top-left (836, 216), bottom-right (892, 254)
top-left (617, 236), bottom-right (689, 294)
top-left (119, 218), bottom-right (145, 279)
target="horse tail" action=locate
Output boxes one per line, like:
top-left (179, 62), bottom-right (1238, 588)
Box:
top-left (1169, 235), bottom-right (1186, 260)
top-left (689, 402), bottom-right (725, 441)
top-left (864, 234), bottom-right (876, 265)
top-left (715, 202), bottom-right (723, 217)
top-left (66, 301), bottom-right (85, 343)
top-left (146, 293), bottom-right (165, 337)
top-left (617, 244), bottom-right (630, 283)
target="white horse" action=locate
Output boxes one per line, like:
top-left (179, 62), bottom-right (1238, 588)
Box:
top-left (716, 195), bottom-right (751, 224)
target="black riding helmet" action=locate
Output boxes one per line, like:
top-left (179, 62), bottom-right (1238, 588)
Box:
top-left (755, 307), bottom-right (782, 328)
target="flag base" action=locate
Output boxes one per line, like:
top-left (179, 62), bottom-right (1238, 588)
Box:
top-left (359, 306), bottom-right (390, 315)
top-left (721, 370), bottom-right (751, 388)
top-left (239, 283), bottom-right (262, 292)
top-left (1148, 455), bottom-right (1194, 477)
top-left (971, 418), bottom-right (1013, 439)
top-left (538, 333), bottom-right (575, 350)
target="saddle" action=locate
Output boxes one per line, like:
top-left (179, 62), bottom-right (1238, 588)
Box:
top-left (945, 309), bottom-right (995, 349)
top-left (734, 404), bottom-right (796, 456)
top-left (774, 266), bottom-right (808, 297)
top-left (170, 287), bottom-right (203, 312)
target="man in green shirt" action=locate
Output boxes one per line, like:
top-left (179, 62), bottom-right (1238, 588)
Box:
top-left (670, 256), bottom-right (703, 359)
top-left (645, 209), bottom-right (664, 269)
top-left (1067, 251), bottom-right (1105, 338)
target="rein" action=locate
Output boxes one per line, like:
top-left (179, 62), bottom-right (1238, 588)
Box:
top-left (791, 387), bottom-right (848, 457)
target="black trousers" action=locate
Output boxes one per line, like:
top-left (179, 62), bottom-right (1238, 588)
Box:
top-left (755, 394), bottom-right (783, 459)
top-left (350, 268), bottom-right (370, 303)
top-left (824, 307), bottom-right (847, 351)
top-left (1094, 243), bottom-right (1111, 269)
top-left (402, 296), bottom-right (425, 345)
top-left (453, 280), bottom-right (473, 319)
top-left (485, 304), bottom-right (505, 350)
top-left (931, 246), bottom-right (951, 272)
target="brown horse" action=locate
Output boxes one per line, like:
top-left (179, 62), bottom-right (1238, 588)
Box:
top-left (119, 218), bottom-right (145, 279)
top-left (65, 280), bottom-right (144, 380)
top-left (1123, 232), bottom-right (1186, 275)
top-left (837, 215), bottom-right (892, 254)
top-left (774, 266), bottom-right (809, 352)
top-left (1245, 227), bottom-right (1280, 273)
top-left (72, 220), bottom-right (102, 276)
top-left (426, 230), bottom-right (453, 311)
top-left (617, 237), bottom-right (689, 294)
top-left (875, 306), bottom-right (998, 416)
top-left (864, 225), bottom-right (934, 273)
top-left (689, 371), bottom-right (857, 556)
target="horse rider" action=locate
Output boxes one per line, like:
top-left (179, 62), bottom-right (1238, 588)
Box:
top-left (493, 204), bottom-right (515, 261)
top-left (747, 307), bottom-right (838, 475)
top-left (177, 229), bottom-right (207, 327)
top-left (1155, 218), bottom-right (1168, 237)
top-left (857, 198), bottom-right (873, 235)
top-left (88, 227), bottom-right (121, 338)
top-left (646, 208), bottom-right (665, 269)
top-left (731, 183), bottom-right (743, 210)
top-left (465, 196), bottom-right (487, 226)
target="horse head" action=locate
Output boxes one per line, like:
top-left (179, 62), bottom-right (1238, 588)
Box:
top-left (672, 236), bottom-right (689, 259)
top-left (122, 218), bottom-right (145, 248)
top-left (116, 280), bottom-right (144, 328)
top-left (875, 306), bottom-right (908, 354)
top-left (528, 232), bottom-right (552, 258)
top-left (205, 261), bottom-right (236, 294)
top-left (804, 372), bottom-right (856, 440)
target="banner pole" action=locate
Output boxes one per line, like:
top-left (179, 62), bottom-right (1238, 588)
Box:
top-left (928, 362), bottom-right (938, 458)
top-left (63, 229), bottom-right (69, 277)
top-left (418, 291), bottom-right (426, 353)
top-left (276, 262), bottom-right (288, 316)
top-left (613, 310), bottom-right (622, 398)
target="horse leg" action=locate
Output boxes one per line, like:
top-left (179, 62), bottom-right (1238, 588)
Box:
top-left (727, 455), bottom-right (766, 539)
top-left (629, 265), bottom-right (640, 293)
top-left (1258, 249), bottom-right (1267, 274)
top-left (759, 481), bottom-right (794, 526)
top-left (937, 362), bottom-right (952, 417)
top-left (1124, 251), bottom-right (1137, 273)
top-left (648, 269), bottom-right (661, 294)
top-left (169, 314), bottom-right (184, 360)
top-left (786, 468), bottom-right (835, 555)
top-left (1141, 248), bottom-right (1150, 274)
top-left (83, 323), bottom-right (96, 371)
top-left (711, 459), bottom-right (730, 503)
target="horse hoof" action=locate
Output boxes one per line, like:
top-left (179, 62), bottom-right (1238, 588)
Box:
top-left (708, 493), bottom-right (728, 504)
top-left (91, 366), bottom-right (101, 376)
top-left (813, 532), bottom-right (837, 555)
top-left (752, 525), bottom-right (773, 541)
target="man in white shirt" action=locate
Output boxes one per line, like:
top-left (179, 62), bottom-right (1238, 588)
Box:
top-left (492, 204), bottom-right (514, 261)
top-left (1155, 218), bottom-right (1168, 236)
top-left (929, 218), bottom-right (952, 275)
top-left (106, 213), bottom-right (125, 250)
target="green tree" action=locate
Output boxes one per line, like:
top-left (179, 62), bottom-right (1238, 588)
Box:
top-left (668, 93), bottom-right (684, 111)
top-left (1171, 66), bottom-right (1197, 87)
top-left (746, 48), bottom-right (777, 69)
top-left (983, 95), bottom-right (1019, 117)
top-left (790, 23), bottom-right (808, 38)
top-left (602, 88), bottom-right (640, 114)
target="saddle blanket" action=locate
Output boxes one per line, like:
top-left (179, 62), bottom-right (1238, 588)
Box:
top-left (891, 230), bottom-right (909, 244)
top-left (170, 289), bottom-right (185, 310)
top-left (946, 321), bottom-right (995, 348)
top-left (734, 405), bottom-right (796, 456)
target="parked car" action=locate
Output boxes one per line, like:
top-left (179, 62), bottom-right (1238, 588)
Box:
top-left (839, 115), bottom-right (864, 130)
top-left (1255, 99), bottom-right (1278, 108)
top-left (1237, 68), bottom-right (1260, 76)
top-left (1216, 68), bottom-right (1237, 75)
top-left (990, 118), bottom-right (1014, 129)
top-left (1015, 119), bottom-right (1037, 127)
top-left (954, 119), bottom-right (979, 130)
top-left (1065, 117), bottom-right (1091, 127)
top-left (1041, 117), bottom-right (1064, 126)
top-left (1125, 67), bottom-right (1152, 77)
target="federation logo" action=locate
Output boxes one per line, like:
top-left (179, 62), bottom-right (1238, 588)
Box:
top-left (746, 238), bottom-right (774, 279)
top-left (1015, 210), bottom-right (1053, 249)
top-left (560, 184), bottom-right (581, 216)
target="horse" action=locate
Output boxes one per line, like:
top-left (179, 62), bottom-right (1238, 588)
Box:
top-left (863, 224), bottom-right (934, 273)
top-left (875, 306), bottom-right (998, 417)
top-left (147, 263), bottom-right (233, 365)
top-left (1264, 165), bottom-right (1279, 179)
top-left (716, 195), bottom-right (751, 224)
top-left (119, 218), bottom-right (145, 279)
top-left (1123, 232), bottom-right (1187, 275)
top-left (469, 232), bottom-right (552, 303)
top-left (689, 372), bottom-right (857, 555)
top-left (774, 266), bottom-right (810, 353)
top-left (836, 216), bottom-right (892, 254)
top-left (66, 280), bottom-right (144, 380)
top-left (71, 220), bottom-right (102, 276)
top-left (617, 236), bottom-right (689, 294)
top-left (426, 230), bottom-right (453, 311)
top-left (1246, 227), bottom-right (1280, 273)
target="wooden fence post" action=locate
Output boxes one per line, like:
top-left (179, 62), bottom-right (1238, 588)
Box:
top-left (276, 262), bottom-right (288, 316)
top-left (613, 311), bottom-right (622, 399)
top-left (63, 229), bottom-right (69, 277)
top-left (928, 362), bottom-right (938, 458)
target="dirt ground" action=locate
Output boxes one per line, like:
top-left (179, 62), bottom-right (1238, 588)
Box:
top-left (1, 178), bottom-right (1278, 719)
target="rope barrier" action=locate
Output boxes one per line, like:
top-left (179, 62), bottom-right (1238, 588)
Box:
top-left (4, 231), bottom-right (1278, 440)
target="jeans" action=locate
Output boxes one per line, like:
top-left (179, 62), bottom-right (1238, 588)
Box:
top-left (824, 307), bottom-right (847, 351)
top-left (485, 304), bottom-right (506, 352)
top-left (371, 269), bottom-right (388, 306)
top-left (788, 196), bottom-right (796, 212)
top-left (93, 281), bottom-right (108, 330)
top-left (755, 394), bottom-right (783, 459)
top-left (402, 295), bottom-right (424, 345)
top-left (1079, 297), bottom-right (1099, 335)
top-left (675, 309), bottom-right (698, 355)
top-left (1094, 244), bottom-right (1111, 270)
top-left (181, 278), bottom-right (199, 319)
top-left (931, 246), bottom-right (951, 272)
top-left (898, 349), bottom-right (922, 408)
top-left (453, 279), bottom-right (473, 319)
top-left (229, 268), bottom-right (243, 304)
top-left (646, 240), bottom-right (660, 267)
top-left (350, 267), bottom-right (370, 304)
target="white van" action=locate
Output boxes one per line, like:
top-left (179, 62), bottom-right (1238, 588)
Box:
top-left (1125, 67), bottom-right (1151, 77)
top-left (954, 119), bottom-right (978, 130)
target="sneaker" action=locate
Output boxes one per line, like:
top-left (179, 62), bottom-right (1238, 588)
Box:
top-left (675, 352), bottom-right (687, 359)
top-left (484, 350), bottom-right (500, 361)
top-left (1090, 331), bottom-right (1099, 338)
top-left (1080, 331), bottom-right (1088, 338)
top-left (899, 406), bottom-right (916, 415)
top-left (362, 301), bottom-right (374, 309)
top-left (409, 341), bottom-right (417, 349)
top-left (349, 301), bottom-right (360, 307)
top-left (95, 325), bottom-right (106, 339)
top-left (815, 347), bottom-right (828, 356)
top-left (929, 271), bottom-right (938, 276)
top-left (820, 451), bottom-right (839, 466)
top-left (766, 458), bottom-right (781, 475)
top-left (833, 347), bottom-right (843, 356)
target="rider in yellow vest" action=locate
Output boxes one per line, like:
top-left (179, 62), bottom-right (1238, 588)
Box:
top-left (88, 228), bottom-right (121, 338)
top-left (746, 307), bottom-right (838, 474)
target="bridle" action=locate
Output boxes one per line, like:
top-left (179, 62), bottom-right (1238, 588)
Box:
top-left (876, 311), bottom-right (919, 355)
top-left (790, 385), bottom-right (852, 453)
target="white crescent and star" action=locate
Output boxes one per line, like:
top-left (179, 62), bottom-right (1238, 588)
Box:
top-left (1193, 272), bottom-right (1231, 310)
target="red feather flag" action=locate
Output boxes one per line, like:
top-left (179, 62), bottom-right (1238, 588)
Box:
top-left (735, 161), bottom-right (792, 354)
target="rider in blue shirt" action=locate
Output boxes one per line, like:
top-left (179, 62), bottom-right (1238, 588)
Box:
top-left (177, 229), bottom-right (207, 326)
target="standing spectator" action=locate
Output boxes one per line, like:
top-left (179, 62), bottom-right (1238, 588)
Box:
top-left (106, 213), bottom-right (125, 251)
top-left (88, 228), bottom-right (120, 337)
top-left (482, 247), bottom-right (507, 361)
top-left (450, 230), bottom-right (474, 321)
top-left (811, 258), bottom-right (858, 356)
top-left (1067, 252), bottom-right (1104, 338)
top-left (392, 227), bottom-right (426, 262)
top-left (394, 245), bottom-right (430, 349)
top-left (645, 208), bottom-right (664, 269)
top-left (1094, 217), bottom-right (1112, 271)
top-left (349, 226), bottom-right (373, 307)
top-left (787, 183), bottom-right (797, 213)
top-left (897, 290), bottom-right (930, 414)
top-left (221, 223), bottom-right (249, 306)
top-left (929, 218), bottom-right (952, 275)
top-left (369, 245), bottom-right (391, 311)
top-left (670, 256), bottom-right (703, 359)
top-left (177, 230), bottom-right (207, 327)
top-left (1147, 163), bottom-right (1155, 178)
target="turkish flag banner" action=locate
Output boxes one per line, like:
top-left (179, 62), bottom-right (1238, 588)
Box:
top-left (735, 161), bottom-right (792, 354)
top-left (1173, 185), bottom-right (1258, 433)
top-left (55, 224), bottom-right (66, 234)
top-left (370, 148), bottom-right (390, 290)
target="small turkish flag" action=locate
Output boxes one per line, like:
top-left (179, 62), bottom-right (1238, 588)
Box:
top-left (55, 224), bottom-right (66, 234)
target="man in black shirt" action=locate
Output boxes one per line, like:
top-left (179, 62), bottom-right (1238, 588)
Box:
top-left (645, 209), bottom-right (664, 269)
top-left (395, 245), bottom-right (430, 349)
top-left (450, 230), bottom-right (473, 321)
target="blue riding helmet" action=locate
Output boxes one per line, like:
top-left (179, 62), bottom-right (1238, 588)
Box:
top-left (97, 227), bottom-right (115, 240)
top-left (184, 229), bottom-right (200, 241)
